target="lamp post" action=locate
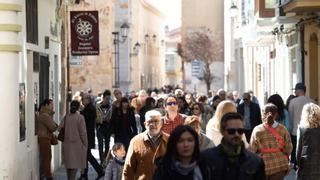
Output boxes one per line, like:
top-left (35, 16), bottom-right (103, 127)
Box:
top-left (229, 1), bottom-right (238, 90)
top-left (112, 23), bottom-right (129, 88)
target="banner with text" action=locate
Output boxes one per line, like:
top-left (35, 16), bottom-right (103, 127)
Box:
top-left (70, 11), bottom-right (99, 56)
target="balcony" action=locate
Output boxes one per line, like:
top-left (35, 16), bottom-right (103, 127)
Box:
top-left (282, 0), bottom-right (320, 13)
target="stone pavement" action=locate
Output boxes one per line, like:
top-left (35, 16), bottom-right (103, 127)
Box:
top-left (53, 149), bottom-right (104, 180)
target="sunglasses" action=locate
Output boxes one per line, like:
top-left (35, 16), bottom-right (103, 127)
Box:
top-left (166, 102), bottom-right (177, 106)
top-left (226, 128), bottom-right (245, 135)
top-left (193, 107), bottom-right (200, 110)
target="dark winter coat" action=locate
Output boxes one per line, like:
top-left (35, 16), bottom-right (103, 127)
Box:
top-left (201, 144), bottom-right (266, 180)
top-left (237, 102), bottom-right (262, 129)
top-left (110, 107), bottom-right (137, 149)
top-left (80, 103), bottom-right (96, 149)
top-left (153, 157), bottom-right (210, 180)
top-left (296, 127), bottom-right (320, 180)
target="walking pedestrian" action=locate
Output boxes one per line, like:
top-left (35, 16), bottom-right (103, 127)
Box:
top-left (202, 112), bottom-right (266, 179)
top-left (184, 116), bottom-right (214, 151)
top-left (267, 94), bottom-right (290, 131)
top-left (80, 93), bottom-right (105, 180)
top-left (153, 125), bottom-right (208, 179)
top-left (60, 100), bottom-right (88, 180)
top-left (104, 143), bottom-right (126, 180)
top-left (296, 103), bottom-right (320, 180)
top-left (123, 110), bottom-right (168, 180)
top-left (250, 103), bottom-right (292, 180)
top-left (110, 97), bottom-right (137, 150)
top-left (37, 99), bottom-right (58, 180)
top-left (162, 95), bottom-right (185, 134)
top-left (206, 100), bottom-right (248, 147)
top-left (288, 83), bottom-right (314, 169)
top-left (96, 90), bottom-right (113, 163)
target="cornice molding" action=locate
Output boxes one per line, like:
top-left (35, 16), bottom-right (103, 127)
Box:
top-left (0, 24), bottom-right (22, 32)
top-left (0, 45), bottom-right (22, 52)
top-left (0, 3), bottom-right (22, 12)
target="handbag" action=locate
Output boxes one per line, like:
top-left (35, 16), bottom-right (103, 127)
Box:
top-left (51, 134), bottom-right (58, 145)
top-left (57, 116), bottom-right (66, 141)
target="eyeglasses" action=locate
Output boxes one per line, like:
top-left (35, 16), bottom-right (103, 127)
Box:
top-left (226, 128), bottom-right (245, 135)
top-left (146, 120), bottom-right (161, 125)
top-left (166, 102), bottom-right (177, 106)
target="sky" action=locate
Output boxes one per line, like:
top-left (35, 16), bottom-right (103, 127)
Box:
top-left (146, 0), bottom-right (181, 30)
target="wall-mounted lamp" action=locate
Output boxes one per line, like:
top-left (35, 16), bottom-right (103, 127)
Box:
top-left (145, 34), bottom-right (150, 42)
top-left (130, 42), bottom-right (141, 57)
top-left (152, 34), bottom-right (157, 42)
top-left (112, 22), bottom-right (130, 88)
top-left (161, 39), bottom-right (165, 46)
top-left (229, 2), bottom-right (238, 18)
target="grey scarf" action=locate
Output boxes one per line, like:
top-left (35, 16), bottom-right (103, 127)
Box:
top-left (174, 161), bottom-right (203, 180)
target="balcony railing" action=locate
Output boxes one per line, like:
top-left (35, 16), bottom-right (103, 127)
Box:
top-left (283, 0), bottom-right (320, 13)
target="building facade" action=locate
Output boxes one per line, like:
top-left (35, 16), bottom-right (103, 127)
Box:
top-left (69, 0), bottom-right (115, 95)
top-left (0, 0), bottom-right (65, 179)
top-left (181, 0), bottom-right (225, 94)
top-left (130, 0), bottom-right (166, 91)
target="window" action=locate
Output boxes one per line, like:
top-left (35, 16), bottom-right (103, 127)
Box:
top-left (255, 0), bottom-right (275, 18)
top-left (26, 0), bottom-right (38, 44)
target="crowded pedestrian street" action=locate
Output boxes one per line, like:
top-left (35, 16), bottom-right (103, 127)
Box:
top-left (1, 0), bottom-right (320, 180)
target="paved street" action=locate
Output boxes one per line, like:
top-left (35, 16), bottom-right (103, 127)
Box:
top-left (53, 148), bottom-right (297, 180)
top-left (54, 149), bottom-right (103, 180)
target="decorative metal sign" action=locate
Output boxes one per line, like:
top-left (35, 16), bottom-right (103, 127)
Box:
top-left (70, 11), bottom-right (99, 56)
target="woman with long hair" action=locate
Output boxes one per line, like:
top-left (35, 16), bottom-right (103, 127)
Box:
top-left (206, 100), bottom-right (248, 147)
top-left (190, 103), bottom-right (206, 131)
top-left (153, 125), bottom-right (207, 179)
top-left (267, 94), bottom-right (290, 132)
top-left (60, 100), bottom-right (88, 180)
top-left (184, 116), bottom-right (214, 151)
top-left (111, 97), bottom-right (137, 150)
top-left (104, 143), bottom-right (126, 180)
top-left (296, 103), bottom-right (320, 180)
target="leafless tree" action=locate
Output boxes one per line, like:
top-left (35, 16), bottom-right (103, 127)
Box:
top-left (177, 28), bottom-right (223, 94)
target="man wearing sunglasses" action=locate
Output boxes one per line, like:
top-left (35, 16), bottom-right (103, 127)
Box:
top-left (250, 103), bottom-right (292, 180)
top-left (202, 112), bottom-right (266, 179)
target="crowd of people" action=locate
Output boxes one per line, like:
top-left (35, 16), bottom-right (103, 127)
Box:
top-left (36, 82), bottom-right (320, 180)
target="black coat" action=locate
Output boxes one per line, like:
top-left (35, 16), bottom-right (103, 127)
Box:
top-left (110, 107), bottom-right (137, 149)
top-left (297, 127), bottom-right (320, 180)
top-left (80, 103), bottom-right (96, 149)
top-left (153, 157), bottom-right (210, 180)
top-left (201, 145), bottom-right (266, 180)
top-left (237, 102), bottom-right (262, 129)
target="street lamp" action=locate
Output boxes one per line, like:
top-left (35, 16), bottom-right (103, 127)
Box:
top-left (130, 42), bottom-right (141, 57)
top-left (229, 2), bottom-right (238, 18)
top-left (112, 23), bottom-right (129, 88)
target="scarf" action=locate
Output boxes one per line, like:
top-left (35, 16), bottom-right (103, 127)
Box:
top-left (221, 138), bottom-right (243, 164)
top-left (114, 156), bottom-right (125, 166)
top-left (174, 161), bottom-right (203, 180)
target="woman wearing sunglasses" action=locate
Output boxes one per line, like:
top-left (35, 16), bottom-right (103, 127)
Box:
top-left (162, 95), bottom-right (186, 134)
top-left (249, 103), bottom-right (292, 180)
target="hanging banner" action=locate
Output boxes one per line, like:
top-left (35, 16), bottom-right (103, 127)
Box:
top-left (70, 11), bottom-right (99, 56)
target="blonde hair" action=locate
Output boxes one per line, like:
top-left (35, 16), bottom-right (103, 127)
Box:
top-left (299, 103), bottom-right (320, 128)
top-left (207, 100), bottom-right (237, 131)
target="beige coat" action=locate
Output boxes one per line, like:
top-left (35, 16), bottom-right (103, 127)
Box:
top-left (60, 112), bottom-right (88, 169)
top-left (122, 132), bottom-right (169, 180)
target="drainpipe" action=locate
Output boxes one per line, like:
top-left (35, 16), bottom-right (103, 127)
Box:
top-left (300, 24), bottom-right (305, 84)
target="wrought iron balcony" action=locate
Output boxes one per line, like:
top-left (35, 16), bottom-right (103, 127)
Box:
top-left (282, 0), bottom-right (320, 13)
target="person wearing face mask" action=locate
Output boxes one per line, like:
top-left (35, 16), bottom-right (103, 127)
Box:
top-left (250, 103), bottom-right (292, 180)
top-left (202, 112), bottom-right (266, 179)
top-left (123, 110), bottom-right (169, 180)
